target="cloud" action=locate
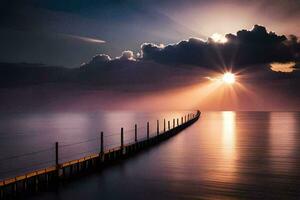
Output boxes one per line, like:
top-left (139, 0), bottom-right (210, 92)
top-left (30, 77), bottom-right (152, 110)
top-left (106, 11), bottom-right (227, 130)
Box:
top-left (2, 25), bottom-right (300, 91)
top-left (84, 51), bottom-right (136, 67)
top-left (87, 54), bottom-right (111, 65)
top-left (140, 25), bottom-right (300, 69)
top-left (77, 25), bottom-right (300, 75)
top-left (76, 25), bottom-right (300, 90)
top-left (270, 62), bottom-right (297, 73)
top-left (116, 50), bottom-right (136, 61)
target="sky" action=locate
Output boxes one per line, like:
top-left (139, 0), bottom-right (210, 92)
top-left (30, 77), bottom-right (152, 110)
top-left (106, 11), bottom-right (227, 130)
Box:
top-left (1, 0), bottom-right (300, 67)
top-left (0, 0), bottom-right (300, 111)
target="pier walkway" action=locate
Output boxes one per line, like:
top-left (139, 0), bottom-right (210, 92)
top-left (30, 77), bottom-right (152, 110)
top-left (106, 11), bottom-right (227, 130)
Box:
top-left (0, 111), bottom-right (200, 199)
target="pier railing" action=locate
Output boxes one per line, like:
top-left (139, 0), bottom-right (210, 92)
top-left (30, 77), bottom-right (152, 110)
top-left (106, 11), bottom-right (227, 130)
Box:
top-left (0, 110), bottom-right (201, 199)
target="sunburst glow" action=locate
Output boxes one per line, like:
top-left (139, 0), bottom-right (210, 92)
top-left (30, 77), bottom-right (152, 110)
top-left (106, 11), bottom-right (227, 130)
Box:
top-left (211, 33), bottom-right (228, 43)
top-left (222, 72), bottom-right (235, 84)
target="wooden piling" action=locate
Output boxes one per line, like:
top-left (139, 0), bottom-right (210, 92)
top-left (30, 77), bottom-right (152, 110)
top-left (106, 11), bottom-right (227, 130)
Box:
top-left (177, 118), bottom-right (179, 126)
top-left (100, 132), bottom-right (104, 156)
top-left (157, 120), bottom-right (159, 136)
top-left (147, 122), bottom-right (149, 140)
top-left (0, 187), bottom-right (3, 199)
top-left (55, 142), bottom-right (59, 168)
top-left (23, 179), bottom-right (27, 191)
top-left (168, 121), bottom-right (170, 130)
top-left (13, 183), bottom-right (17, 196)
top-left (121, 128), bottom-right (124, 151)
top-left (173, 119), bottom-right (175, 128)
top-left (70, 165), bottom-right (73, 175)
top-left (45, 174), bottom-right (49, 186)
top-left (135, 124), bottom-right (137, 142)
top-left (34, 176), bottom-right (38, 192)
top-left (55, 142), bottom-right (59, 177)
top-left (163, 119), bottom-right (166, 132)
top-left (0, 186), bottom-right (3, 199)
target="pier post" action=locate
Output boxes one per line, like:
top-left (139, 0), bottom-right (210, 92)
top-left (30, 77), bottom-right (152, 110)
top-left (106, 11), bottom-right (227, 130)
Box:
top-left (135, 124), bottom-right (137, 142)
top-left (34, 176), bottom-right (39, 192)
top-left (0, 187), bottom-right (3, 199)
top-left (121, 128), bottom-right (124, 150)
top-left (22, 179), bottom-right (26, 191)
top-left (62, 167), bottom-right (66, 177)
top-left (157, 120), bottom-right (159, 136)
top-left (45, 174), bottom-right (49, 186)
top-left (70, 165), bottom-right (73, 175)
top-left (177, 118), bottom-right (179, 126)
top-left (100, 132), bottom-right (104, 156)
top-left (168, 121), bottom-right (170, 130)
top-left (147, 122), bottom-right (149, 140)
top-left (13, 182), bottom-right (17, 196)
top-left (188, 114), bottom-right (190, 121)
top-left (173, 119), bottom-right (175, 128)
top-left (164, 119), bottom-right (166, 132)
top-left (185, 115), bottom-right (186, 123)
top-left (181, 117), bottom-right (183, 124)
top-left (55, 142), bottom-right (59, 169)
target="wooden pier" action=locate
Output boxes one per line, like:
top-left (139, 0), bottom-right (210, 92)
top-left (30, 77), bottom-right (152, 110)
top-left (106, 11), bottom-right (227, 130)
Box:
top-left (0, 111), bottom-right (201, 199)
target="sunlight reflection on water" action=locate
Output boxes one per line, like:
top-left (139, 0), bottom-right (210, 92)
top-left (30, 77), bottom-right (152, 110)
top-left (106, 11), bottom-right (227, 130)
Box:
top-left (2, 111), bottom-right (300, 200)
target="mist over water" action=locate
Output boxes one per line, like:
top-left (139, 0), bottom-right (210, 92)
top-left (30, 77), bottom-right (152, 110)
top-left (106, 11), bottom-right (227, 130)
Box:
top-left (5, 111), bottom-right (298, 199)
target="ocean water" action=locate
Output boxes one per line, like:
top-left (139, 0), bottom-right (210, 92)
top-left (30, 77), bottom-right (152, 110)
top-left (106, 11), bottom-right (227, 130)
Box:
top-left (0, 111), bottom-right (192, 179)
top-left (2, 111), bottom-right (300, 199)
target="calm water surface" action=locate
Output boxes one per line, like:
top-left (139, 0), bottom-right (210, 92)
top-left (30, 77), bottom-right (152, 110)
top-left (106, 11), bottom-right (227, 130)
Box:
top-left (0, 111), bottom-right (191, 179)
top-left (2, 111), bottom-right (300, 199)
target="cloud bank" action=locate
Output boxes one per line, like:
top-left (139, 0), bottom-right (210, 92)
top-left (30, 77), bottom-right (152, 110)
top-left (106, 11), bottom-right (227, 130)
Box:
top-left (1, 25), bottom-right (300, 89)
top-left (91, 25), bottom-right (298, 68)
top-left (1, 25), bottom-right (300, 111)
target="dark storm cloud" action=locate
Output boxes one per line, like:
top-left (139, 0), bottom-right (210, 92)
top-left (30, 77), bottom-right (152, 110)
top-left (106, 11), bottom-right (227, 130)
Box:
top-left (141, 25), bottom-right (300, 69)
top-left (72, 24), bottom-right (300, 96)
top-left (74, 25), bottom-right (300, 80)
top-left (80, 25), bottom-right (300, 77)
top-left (1, 25), bottom-right (300, 90)
top-left (116, 51), bottom-right (136, 61)
top-left (87, 54), bottom-right (111, 64)
top-left (82, 51), bottom-right (135, 67)
top-left (77, 50), bottom-right (195, 89)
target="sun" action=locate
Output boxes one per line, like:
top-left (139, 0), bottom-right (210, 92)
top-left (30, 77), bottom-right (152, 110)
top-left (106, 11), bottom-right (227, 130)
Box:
top-left (211, 33), bottom-right (228, 43)
top-left (222, 72), bottom-right (235, 84)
